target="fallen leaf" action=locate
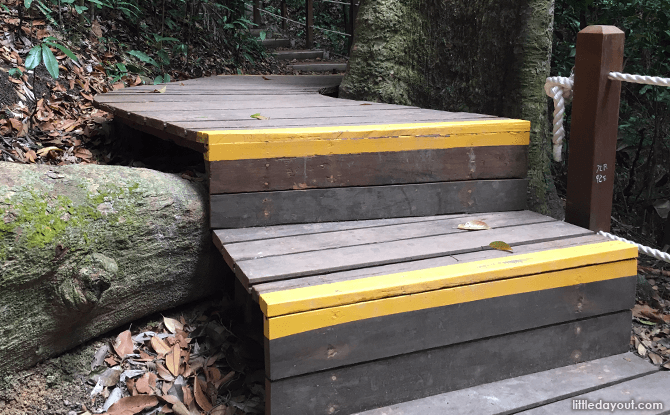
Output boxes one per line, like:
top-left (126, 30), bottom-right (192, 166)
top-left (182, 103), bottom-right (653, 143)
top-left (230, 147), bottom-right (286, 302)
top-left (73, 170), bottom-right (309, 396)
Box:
top-left (164, 316), bottom-right (184, 334)
top-left (193, 376), bottom-right (213, 412)
top-left (638, 343), bottom-right (648, 357)
top-left (457, 220), bottom-right (491, 230)
top-left (91, 20), bottom-right (103, 37)
top-left (113, 330), bottom-right (134, 358)
top-left (166, 344), bottom-right (181, 377)
top-left (8, 118), bottom-right (22, 131)
top-left (262, 76), bottom-right (271, 80)
top-left (489, 241), bottom-right (513, 253)
top-left (37, 146), bottom-right (63, 156)
top-left (182, 384), bottom-right (193, 407)
top-left (25, 150), bottom-right (36, 163)
top-left (214, 371), bottom-right (235, 389)
top-left (104, 395), bottom-right (158, 415)
top-left (75, 148), bottom-right (93, 160)
top-left (250, 113), bottom-right (268, 120)
top-left (135, 372), bottom-right (157, 394)
top-left (632, 304), bottom-right (665, 324)
top-left (210, 406), bottom-right (229, 415)
top-left (153, 86), bottom-right (167, 93)
top-left (151, 336), bottom-right (171, 355)
top-left (105, 356), bottom-right (119, 366)
top-left (649, 352), bottom-right (664, 365)
top-left (160, 395), bottom-right (190, 415)
top-left (156, 362), bottom-right (175, 381)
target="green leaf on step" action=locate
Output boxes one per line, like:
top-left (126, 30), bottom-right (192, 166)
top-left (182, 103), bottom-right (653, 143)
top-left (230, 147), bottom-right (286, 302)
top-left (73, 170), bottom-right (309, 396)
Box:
top-left (41, 44), bottom-right (59, 79)
top-left (250, 113), bottom-right (268, 120)
top-left (259, 30), bottom-right (267, 41)
top-left (489, 241), bottom-right (513, 253)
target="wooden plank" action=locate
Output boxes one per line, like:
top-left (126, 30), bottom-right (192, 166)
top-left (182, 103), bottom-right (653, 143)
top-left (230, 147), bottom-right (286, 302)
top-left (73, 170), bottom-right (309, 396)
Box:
top-left (208, 145), bottom-right (527, 193)
top-left (250, 234), bottom-right (611, 297)
top-left (237, 220), bottom-right (603, 289)
top-left (265, 275), bottom-right (636, 379)
top-left (210, 179), bottom-right (528, 229)
top-left (263, 260), bottom-right (635, 340)
top-left (225, 210), bottom-right (551, 262)
top-left (354, 353), bottom-right (656, 415)
top-left (213, 213), bottom-right (471, 245)
top-left (256, 240), bottom-right (636, 316)
top-left (103, 99), bottom-right (415, 113)
top-left (133, 106), bottom-right (465, 122)
top-left (265, 311), bottom-right (632, 415)
top-left (521, 371), bottom-right (670, 414)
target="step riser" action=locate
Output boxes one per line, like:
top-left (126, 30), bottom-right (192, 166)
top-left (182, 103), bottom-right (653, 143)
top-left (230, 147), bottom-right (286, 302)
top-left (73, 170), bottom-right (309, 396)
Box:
top-left (289, 63), bottom-right (347, 72)
top-left (273, 50), bottom-right (324, 60)
top-left (262, 39), bottom-right (291, 48)
top-left (266, 311), bottom-right (633, 415)
top-left (265, 275), bottom-right (636, 379)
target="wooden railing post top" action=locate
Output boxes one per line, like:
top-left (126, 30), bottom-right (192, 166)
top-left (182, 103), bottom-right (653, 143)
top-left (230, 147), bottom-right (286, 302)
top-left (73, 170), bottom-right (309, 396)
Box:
top-left (579, 25), bottom-right (624, 36)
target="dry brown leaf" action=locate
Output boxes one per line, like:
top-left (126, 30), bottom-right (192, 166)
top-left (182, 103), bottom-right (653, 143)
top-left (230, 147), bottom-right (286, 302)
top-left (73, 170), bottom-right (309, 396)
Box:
top-left (126, 378), bottom-right (138, 396)
top-left (138, 349), bottom-right (154, 361)
top-left (457, 220), bottom-right (491, 230)
top-left (638, 343), bottom-right (648, 357)
top-left (206, 366), bottom-right (221, 383)
top-left (210, 405), bottom-right (230, 415)
top-left (160, 395), bottom-right (190, 415)
top-left (156, 362), bottom-right (175, 382)
top-left (182, 384), bottom-right (193, 407)
top-left (214, 371), bottom-right (235, 389)
top-left (193, 377), bottom-right (213, 412)
top-left (75, 148), bottom-right (93, 160)
top-left (166, 344), bottom-right (181, 377)
top-left (649, 352), bottom-right (664, 365)
top-left (632, 304), bottom-right (665, 323)
top-left (135, 372), bottom-right (157, 394)
top-left (105, 395), bottom-right (158, 415)
top-left (113, 330), bottom-right (134, 358)
top-left (105, 356), bottom-right (119, 366)
top-left (91, 20), bottom-right (103, 37)
top-left (8, 118), bottom-right (22, 131)
top-left (25, 150), bottom-right (36, 163)
top-left (151, 336), bottom-right (171, 355)
top-left (164, 316), bottom-right (184, 334)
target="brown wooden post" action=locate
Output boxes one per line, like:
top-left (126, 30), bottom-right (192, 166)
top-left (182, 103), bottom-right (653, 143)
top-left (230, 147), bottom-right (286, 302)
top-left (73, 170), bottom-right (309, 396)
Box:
top-left (253, 0), bottom-right (261, 26)
top-left (565, 26), bottom-right (624, 232)
top-left (281, 0), bottom-right (287, 30)
top-left (306, 0), bottom-right (314, 48)
top-left (347, 0), bottom-right (355, 52)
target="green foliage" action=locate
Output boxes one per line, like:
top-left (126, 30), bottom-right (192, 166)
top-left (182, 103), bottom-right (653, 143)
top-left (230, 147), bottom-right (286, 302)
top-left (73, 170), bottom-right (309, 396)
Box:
top-left (24, 37), bottom-right (78, 80)
top-left (553, 0), bottom-right (670, 241)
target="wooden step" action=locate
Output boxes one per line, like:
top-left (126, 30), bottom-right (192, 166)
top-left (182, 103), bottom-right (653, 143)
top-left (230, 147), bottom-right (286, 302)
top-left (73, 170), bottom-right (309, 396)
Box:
top-left (289, 62), bottom-right (347, 72)
top-left (353, 353), bottom-right (659, 415)
top-left (272, 49), bottom-right (325, 60)
top-left (262, 38), bottom-right (291, 48)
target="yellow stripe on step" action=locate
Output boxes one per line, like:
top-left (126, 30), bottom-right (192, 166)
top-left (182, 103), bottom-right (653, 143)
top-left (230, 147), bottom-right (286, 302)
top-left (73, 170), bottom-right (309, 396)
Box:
top-left (200, 119), bottom-right (530, 161)
top-left (264, 259), bottom-right (636, 339)
top-left (259, 241), bottom-right (637, 318)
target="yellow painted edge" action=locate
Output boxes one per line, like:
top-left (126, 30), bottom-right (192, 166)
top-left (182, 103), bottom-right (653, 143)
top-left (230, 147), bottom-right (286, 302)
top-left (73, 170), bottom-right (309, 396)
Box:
top-left (264, 260), bottom-right (636, 339)
top-left (199, 120), bottom-right (530, 161)
top-left (259, 241), bottom-right (637, 318)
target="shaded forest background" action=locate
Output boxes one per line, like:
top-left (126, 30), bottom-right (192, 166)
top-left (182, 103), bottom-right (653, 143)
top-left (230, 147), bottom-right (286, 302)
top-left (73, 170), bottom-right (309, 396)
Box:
top-left (0, 0), bottom-right (668, 249)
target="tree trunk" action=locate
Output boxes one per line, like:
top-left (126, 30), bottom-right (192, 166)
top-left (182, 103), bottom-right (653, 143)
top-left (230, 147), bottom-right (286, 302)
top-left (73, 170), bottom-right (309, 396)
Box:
top-left (0, 162), bottom-right (222, 373)
top-left (341, 0), bottom-right (562, 217)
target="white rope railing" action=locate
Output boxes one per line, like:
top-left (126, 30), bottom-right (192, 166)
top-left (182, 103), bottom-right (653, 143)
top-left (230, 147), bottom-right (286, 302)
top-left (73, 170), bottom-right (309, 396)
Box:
top-left (544, 74), bottom-right (573, 162)
top-left (544, 71), bottom-right (670, 264)
top-left (598, 231), bottom-right (670, 263)
top-left (544, 71), bottom-right (670, 162)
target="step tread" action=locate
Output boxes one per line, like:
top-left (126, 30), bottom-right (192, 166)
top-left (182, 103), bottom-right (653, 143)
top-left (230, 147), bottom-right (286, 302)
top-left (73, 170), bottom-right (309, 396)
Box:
top-left (353, 353), bottom-right (657, 415)
top-left (272, 50), bottom-right (325, 60)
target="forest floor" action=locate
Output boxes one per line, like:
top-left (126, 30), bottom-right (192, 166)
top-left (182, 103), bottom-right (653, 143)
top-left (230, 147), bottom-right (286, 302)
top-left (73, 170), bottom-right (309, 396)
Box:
top-left (1, 2), bottom-right (670, 414)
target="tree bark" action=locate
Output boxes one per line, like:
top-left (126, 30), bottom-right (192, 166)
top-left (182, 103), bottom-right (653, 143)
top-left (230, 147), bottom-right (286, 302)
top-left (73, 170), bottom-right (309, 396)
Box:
top-left (0, 162), bottom-right (222, 373)
top-left (341, 0), bottom-right (562, 217)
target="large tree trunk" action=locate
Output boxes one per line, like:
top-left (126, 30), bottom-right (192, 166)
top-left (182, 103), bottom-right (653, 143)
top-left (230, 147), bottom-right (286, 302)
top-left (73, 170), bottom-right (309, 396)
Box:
top-left (341, 0), bottom-right (562, 217)
top-left (0, 162), bottom-right (222, 372)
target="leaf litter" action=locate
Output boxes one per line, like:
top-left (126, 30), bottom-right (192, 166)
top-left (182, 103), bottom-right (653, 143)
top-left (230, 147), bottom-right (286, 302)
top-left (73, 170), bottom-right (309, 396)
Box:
top-left (0, 297), bottom-right (265, 415)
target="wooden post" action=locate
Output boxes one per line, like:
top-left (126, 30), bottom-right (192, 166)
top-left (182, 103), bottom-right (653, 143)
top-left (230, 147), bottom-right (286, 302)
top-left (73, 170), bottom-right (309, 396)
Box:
top-left (306, 0), bottom-right (314, 49)
top-left (253, 0), bottom-right (261, 26)
top-left (281, 0), bottom-right (287, 30)
top-left (347, 0), bottom-right (355, 52)
top-left (565, 26), bottom-right (624, 232)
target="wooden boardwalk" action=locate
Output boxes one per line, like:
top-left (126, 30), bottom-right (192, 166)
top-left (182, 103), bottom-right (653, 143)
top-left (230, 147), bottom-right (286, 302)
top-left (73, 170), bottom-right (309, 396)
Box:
top-left (94, 75), bottom-right (657, 415)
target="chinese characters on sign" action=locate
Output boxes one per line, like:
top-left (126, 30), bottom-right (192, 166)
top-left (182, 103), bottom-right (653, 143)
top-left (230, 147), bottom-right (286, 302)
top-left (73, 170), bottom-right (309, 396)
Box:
top-left (595, 164), bottom-right (607, 183)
